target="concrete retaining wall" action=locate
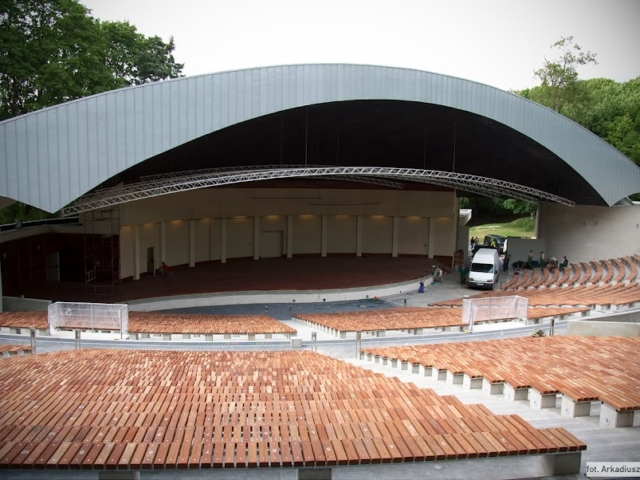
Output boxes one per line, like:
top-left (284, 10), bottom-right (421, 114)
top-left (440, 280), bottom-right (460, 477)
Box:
top-left (128, 276), bottom-right (429, 312)
top-left (2, 296), bottom-right (51, 312)
top-left (537, 202), bottom-right (640, 263)
top-left (567, 320), bottom-right (640, 337)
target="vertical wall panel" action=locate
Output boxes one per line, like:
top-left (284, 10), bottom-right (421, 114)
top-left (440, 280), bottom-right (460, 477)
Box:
top-left (398, 217), bottom-right (429, 255)
top-left (166, 220), bottom-right (189, 267)
top-left (56, 107), bottom-right (70, 208)
top-left (227, 217), bottom-right (253, 259)
top-left (292, 215), bottom-right (321, 255)
top-left (327, 215), bottom-right (356, 254)
top-left (362, 216), bottom-right (392, 254)
top-left (195, 219), bottom-right (210, 263)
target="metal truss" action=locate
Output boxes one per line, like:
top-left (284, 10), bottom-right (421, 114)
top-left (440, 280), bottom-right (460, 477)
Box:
top-left (141, 165), bottom-right (405, 189)
top-left (62, 166), bottom-right (575, 215)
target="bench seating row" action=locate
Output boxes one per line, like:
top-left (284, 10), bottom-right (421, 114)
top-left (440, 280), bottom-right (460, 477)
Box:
top-left (433, 282), bottom-right (640, 309)
top-left (0, 312), bottom-right (296, 336)
top-left (0, 345), bottom-right (32, 357)
top-left (361, 336), bottom-right (640, 415)
top-left (294, 306), bottom-right (586, 335)
top-left (501, 256), bottom-right (640, 292)
top-left (0, 350), bottom-right (585, 469)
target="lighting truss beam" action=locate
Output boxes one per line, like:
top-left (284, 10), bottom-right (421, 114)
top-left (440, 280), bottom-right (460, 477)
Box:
top-left (62, 166), bottom-right (574, 215)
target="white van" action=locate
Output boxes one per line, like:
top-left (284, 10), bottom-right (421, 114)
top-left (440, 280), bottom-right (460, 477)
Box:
top-left (467, 248), bottom-right (501, 290)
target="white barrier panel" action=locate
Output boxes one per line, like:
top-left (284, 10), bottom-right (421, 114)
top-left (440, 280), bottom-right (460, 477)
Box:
top-left (48, 302), bottom-right (128, 338)
top-left (462, 295), bottom-right (528, 331)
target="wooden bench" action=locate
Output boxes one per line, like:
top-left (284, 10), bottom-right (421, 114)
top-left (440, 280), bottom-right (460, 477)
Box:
top-left (363, 337), bottom-right (640, 429)
top-left (0, 349), bottom-right (587, 469)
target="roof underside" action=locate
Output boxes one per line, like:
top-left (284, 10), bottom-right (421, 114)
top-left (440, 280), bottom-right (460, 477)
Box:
top-left (113, 100), bottom-right (600, 203)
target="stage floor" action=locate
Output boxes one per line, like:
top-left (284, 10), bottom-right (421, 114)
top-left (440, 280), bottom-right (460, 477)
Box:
top-left (21, 255), bottom-right (443, 303)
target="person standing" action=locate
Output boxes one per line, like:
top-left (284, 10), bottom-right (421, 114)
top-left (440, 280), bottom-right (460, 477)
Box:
top-left (527, 250), bottom-right (534, 269)
top-left (503, 251), bottom-right (511, 272)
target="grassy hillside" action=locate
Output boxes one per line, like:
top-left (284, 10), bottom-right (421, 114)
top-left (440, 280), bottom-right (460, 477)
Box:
top-left (469, 218), bottom-right (535, 242)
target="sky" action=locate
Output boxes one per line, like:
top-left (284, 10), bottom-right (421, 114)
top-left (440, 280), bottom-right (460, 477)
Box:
top-left (82, 0), bottom-right (640, 92)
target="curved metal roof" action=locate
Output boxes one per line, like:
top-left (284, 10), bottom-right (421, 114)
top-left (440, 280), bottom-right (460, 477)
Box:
top-left (1, 64), bottom-right (639, 212)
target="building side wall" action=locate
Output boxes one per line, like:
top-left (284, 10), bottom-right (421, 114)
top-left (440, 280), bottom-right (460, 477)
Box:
top-left (538, 202), bottom-right (640, 262)
top-left (117, 188), bottom-right (458, 278)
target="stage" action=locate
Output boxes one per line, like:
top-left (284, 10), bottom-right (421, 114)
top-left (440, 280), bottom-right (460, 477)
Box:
top-left (19, 255), bottom-right (448, 304)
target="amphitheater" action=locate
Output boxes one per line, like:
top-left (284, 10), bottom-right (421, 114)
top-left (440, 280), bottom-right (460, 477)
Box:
top-left (1, 64), bottom-right (640, 479)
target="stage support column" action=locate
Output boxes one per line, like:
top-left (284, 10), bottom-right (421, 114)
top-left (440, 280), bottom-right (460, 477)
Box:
top-left (133, 225), bottom-right (140, 280)
top-left (428, 218), bottom-right (436, 259)
top-left (189, 220), bottom-right (196, 267)
top-left (321, 215), bottom-right (328, 257)
top-left (287, 215), bottom-right (293, 258)
top-left (160, 221), bottom-right (167, 263)
top-left (356, 215), bottom-right (363, 257)
top-left (209, 218), bottom-right (215, 261)
top-left (392, 216), bottom-right (399, 257)
top-left (452, 198), bottom-right (459, 268)
top-left (220, 218), bottom-right (227, 264)
top-left (253, 216), bottom-right (260, 260)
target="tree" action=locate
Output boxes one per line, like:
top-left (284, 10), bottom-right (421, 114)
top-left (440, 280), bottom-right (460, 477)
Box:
top-left (0, 0), bottom-right (184, 120)
top-left (532, 36), bottom-right (598, 117)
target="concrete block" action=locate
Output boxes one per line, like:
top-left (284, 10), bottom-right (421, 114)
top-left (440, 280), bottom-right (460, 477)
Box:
top-left (462, 374), bottom-right (483, 390)
top-left (537, 452), bottom-right (581, 476)
top-left (446, 370), bottom-right (464, 385)
top-left (567, 319), bottom-right (640, 337)
top-left (600, 403), bottom-right (635, 427)
top-left (482, 379), bottom-right (504, 395)
top-left (504, 383), bottom-right (529, 401)
top-left (432, 368), bottom-right (447, 381)
top-left (529, 389), bottom-right (557, 409)
top-left (99, 471), bottom-right (141, 480)
top-left (298, 467), bottom-right (332, 480)
top-left (419, 365), bottom-right (433, 377)
top-left (561, 395), bottom-right (591, 418)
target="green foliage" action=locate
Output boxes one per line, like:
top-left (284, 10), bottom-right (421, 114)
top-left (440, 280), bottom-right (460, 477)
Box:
top-left (469, 218), bottom-right (536, 241)
top-left (0, 202), bottom-right (55, 225)
top-left (0, 0), bottom-right (184, 120)
top-left (519, 36), bottom-right (640, 200)
top-left (460, 196), bottom-right (538, 219)
top-left (510, 216), bottom-right (536, 231)
top-left (532, 36), bottom-right (598, 118)
top-left (500, 199), bottom-right (537, 217)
